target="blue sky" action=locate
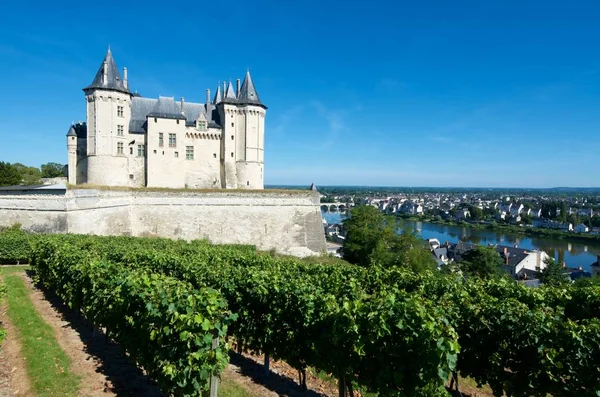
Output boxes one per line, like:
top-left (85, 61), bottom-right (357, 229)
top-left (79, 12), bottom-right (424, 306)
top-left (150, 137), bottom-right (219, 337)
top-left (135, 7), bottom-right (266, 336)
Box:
top-left (0, 0), bottom-right (599, 187)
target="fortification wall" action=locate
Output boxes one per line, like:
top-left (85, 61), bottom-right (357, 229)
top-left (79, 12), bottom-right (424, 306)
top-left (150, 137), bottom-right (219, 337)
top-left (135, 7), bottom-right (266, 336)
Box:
top-left (0, 189), bottom-right (326, 257)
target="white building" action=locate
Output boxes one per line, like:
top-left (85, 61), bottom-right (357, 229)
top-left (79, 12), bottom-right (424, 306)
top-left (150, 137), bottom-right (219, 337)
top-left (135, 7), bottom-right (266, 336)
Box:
top-left (67, 49), bottom-right (267, 189)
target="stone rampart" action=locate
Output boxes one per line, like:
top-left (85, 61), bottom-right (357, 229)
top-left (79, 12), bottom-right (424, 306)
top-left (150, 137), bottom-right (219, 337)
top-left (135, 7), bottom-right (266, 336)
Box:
top-left (0, 188), bottom-right (326, 257)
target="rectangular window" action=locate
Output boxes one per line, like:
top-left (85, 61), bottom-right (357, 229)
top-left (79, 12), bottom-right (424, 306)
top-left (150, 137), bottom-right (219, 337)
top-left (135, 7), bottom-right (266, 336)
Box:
top-left (117, 106), bottom-right (124, 117)
top-left (117, 125), bottom-right (124, 136)
top-left (169, 133), bottom-right (176, 148)
top-left (137, 144), bottom-right (145, 157)
top-left (159, 132), bottom-right (164, 147)
top-left (186, 146), bottom-right (194, 160)
top-left (175, 151), bottom-right (179, 158)
top-left (117, 142), bottom-right (124, 155)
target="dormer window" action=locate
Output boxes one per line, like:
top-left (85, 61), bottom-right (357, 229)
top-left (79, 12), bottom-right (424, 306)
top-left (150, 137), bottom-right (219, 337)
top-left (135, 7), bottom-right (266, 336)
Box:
top-left (197, 120), bottom-right (206, 131)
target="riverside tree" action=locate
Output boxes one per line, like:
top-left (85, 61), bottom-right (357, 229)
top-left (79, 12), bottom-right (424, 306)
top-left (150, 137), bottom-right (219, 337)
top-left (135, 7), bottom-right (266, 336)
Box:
top-left (343, 205), bottom-right (436, 271)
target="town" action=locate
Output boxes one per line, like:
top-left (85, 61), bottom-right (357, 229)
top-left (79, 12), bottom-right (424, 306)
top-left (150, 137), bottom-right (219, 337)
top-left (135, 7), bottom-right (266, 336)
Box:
top-left (318, 186), bottom-right (600, 284)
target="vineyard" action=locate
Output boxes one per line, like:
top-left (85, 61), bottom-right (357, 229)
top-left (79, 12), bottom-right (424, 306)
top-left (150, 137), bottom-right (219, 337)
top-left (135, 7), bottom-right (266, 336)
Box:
top-left (2, 228), bottom-right (600, 396)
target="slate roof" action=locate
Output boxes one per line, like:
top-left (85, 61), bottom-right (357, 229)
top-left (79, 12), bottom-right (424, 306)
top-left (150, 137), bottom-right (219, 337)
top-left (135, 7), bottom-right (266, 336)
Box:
top-left (222, 81), bottom-right (237, 104)
top-left (212, 84), bottom-right (222, 104)
top-left (83, 49), bottom-right (130, 94)
top-left (147, 96), bottom-right (186, 120)
top-left (129, 96), bottom-right (222, 134)
top-left (238, 70), bottom-right (266, 108)
top-left (66, 126), bottom-right (77, 137)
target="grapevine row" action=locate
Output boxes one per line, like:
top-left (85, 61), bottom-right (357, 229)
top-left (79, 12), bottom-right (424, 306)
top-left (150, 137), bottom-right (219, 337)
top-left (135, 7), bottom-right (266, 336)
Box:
top-left (29, 237), bottom-right (236, 397)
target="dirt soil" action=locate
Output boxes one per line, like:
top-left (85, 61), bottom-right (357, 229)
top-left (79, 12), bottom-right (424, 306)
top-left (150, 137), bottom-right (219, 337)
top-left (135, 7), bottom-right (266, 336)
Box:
top-left (0, 301), bottom-right (30, 397)
top-left (18, 272), bottom-right (164, 397)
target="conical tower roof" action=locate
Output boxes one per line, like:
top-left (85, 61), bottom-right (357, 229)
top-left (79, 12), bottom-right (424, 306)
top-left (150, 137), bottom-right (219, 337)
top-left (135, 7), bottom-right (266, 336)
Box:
top-left (66, 125), bottom-right (77, 137)
top-left (212, 83), bottom-right (222, 104)
top-left (222, 81), bottom-right (238, 104)
top-left (83, 49), bottom-right (130, 94)
top-left (238, 70), bottom-right (266, 108)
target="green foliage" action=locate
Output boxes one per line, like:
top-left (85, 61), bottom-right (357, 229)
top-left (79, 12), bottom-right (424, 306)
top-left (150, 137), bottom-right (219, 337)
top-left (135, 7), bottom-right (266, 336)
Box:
top-left (41, 162), bottom-right (65, 178)
top-left (0, 226), bottom-right (33, 264)
top-left (0, 161), bottom-right (22, 186)
top-left (469, 206), bottom-right (484, 221)
top-left (459, 246), bottom-right (504, 279)
top-left (343, 206), bottom-right (437, 272)
top-left (538, 257), bottom-right (569, 287)
top-left (30, 238), bottom-right (235, 396)
top-left (23, 232), bottom-right (600, 397)
top-left (12, 163), bottom-right (41, 185)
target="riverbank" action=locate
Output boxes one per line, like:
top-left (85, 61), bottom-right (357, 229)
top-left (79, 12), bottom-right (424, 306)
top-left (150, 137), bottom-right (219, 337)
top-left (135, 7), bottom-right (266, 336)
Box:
top-left (392, 214), bottom-right (600, 244)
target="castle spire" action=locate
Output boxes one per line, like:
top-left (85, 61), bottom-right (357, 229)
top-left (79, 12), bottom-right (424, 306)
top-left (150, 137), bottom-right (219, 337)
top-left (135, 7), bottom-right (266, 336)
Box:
top-left (223, 80), bottom-right (237, 104)
top-left (237, 70), bottom-right (266, 108)
top-left (83, 49), bottom-right (130, 94)
top-left (212, 83), bottom-right (222, 104)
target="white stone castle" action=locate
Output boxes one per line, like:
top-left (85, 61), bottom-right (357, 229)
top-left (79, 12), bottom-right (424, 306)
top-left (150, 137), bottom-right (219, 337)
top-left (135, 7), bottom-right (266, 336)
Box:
top-left (66, 49), bottom-right (267, 189)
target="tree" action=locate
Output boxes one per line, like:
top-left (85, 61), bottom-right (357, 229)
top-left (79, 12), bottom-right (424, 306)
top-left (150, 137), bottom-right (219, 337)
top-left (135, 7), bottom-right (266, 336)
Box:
top-left (41, 162), bottom-right (65, 178)
top-left (459, 246), bottom-right (504, 279)
top-left (343, 205), bottom-right (390, 267)
top-left (537, 257), bottom-right (569, 287)
top-left (343, 206), bottom-right (436, 272)
top-left (0, 162), bottom-right (21, 186)
top-left (469, 206), bottom-right (484, 221)
top-left (12, 163), bottom-right (41, 185)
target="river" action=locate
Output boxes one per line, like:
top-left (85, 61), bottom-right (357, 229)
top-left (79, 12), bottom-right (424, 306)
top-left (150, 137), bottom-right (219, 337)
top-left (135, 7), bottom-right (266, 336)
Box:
top-left (322, 211), bottom-right (600, 271)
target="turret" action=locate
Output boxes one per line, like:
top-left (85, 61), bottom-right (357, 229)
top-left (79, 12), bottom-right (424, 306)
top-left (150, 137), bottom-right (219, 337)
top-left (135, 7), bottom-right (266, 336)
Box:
top-left (81, 48), bottom-right (132, 186)
top-left (234, 70), bottom-right (267, 189)
top-left (66, 126), bottom-right (77, 184)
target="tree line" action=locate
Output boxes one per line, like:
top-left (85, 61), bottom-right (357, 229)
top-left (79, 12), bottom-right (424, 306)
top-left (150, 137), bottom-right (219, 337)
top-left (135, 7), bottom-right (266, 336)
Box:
top-left (0, 162), bottom-right (65, 187)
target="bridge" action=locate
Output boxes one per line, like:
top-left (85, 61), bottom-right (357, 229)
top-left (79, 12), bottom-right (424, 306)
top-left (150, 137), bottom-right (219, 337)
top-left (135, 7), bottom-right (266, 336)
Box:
top-left (320, 203), bottom-right (350, 212)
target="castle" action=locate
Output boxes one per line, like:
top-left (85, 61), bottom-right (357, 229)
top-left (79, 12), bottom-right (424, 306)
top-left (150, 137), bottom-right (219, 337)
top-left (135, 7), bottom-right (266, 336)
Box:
top-left (66, 49), bottom-right (267, 189)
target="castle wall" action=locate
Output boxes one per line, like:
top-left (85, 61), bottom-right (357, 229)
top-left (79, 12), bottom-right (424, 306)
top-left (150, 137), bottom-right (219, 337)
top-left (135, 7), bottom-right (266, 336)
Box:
top-left (0, 189), bottom-right (326, 257)
top-left (184, 130), bottom-right (222, 188)
top-left (146, 117), bottom-right (187, 188)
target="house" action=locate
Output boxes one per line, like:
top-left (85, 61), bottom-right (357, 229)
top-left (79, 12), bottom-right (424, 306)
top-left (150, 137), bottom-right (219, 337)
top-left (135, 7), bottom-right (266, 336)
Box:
top-left (574, 223), bottom-right (589, 233)
top-left (455, 209), bottom-right (470, 220)
top-left (591, 256), bottom-right (600, 277)
top-left (578, 208), bottom-right (594, 217)
top-left (510, 204), bottom-right (524, 216)
top-left (530, 208), bottom-right (542, 218)
top-left (399, 201), bottom-right (423, 215)
top-left (496, 245), bottom-right (550, 278)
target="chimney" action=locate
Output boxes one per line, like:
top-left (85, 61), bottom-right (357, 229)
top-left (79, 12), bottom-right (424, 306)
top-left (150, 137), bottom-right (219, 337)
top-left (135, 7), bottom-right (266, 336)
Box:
top-left (180, 97), bottom-right (185, 113)
top-left (123, 67), bottom-right (128, 89)
top-left (206, 89), bottom-right (210, 105)
top-left (236, 78), bottom-right (241, 95)
top-left (503, 247), bottom-right (508, 255)
top-left (578, 266), bottom-right (583, 271)
top-left (223, 81), bottom-right (226, 94)
top-left (562, 262), bottom-right (566, 268)
top-left (505, 257), bottom-right (509, 265)
top-left (102, 60), bottom-right (108, 85)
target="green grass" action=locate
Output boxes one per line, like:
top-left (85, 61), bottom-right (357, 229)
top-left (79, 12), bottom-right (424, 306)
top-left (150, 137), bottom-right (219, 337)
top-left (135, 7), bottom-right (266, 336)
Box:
top-left (219, 374), bottom-right (257, 396)
top-left (2, 270), bottom-right (80, 396)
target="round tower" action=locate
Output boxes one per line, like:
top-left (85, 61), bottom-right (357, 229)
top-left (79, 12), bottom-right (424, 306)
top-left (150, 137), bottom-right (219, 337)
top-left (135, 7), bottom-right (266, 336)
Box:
top-left (66, 125), bottom-right (78, 185)
top-left (235, 70), bottom-right (267, 189)
top-left (82, 49), bottom-right (132, 186)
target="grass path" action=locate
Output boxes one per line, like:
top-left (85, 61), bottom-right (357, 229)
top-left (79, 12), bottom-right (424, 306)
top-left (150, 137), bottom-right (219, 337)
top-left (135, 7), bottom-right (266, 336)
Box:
top-left (2, 266), bottom-right (80, 396)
